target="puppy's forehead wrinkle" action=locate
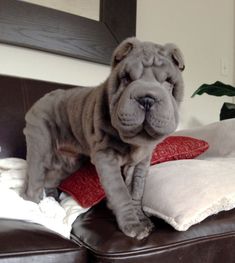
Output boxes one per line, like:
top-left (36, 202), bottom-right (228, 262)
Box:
top-left (130, 42), bottom-right (163, 63)
top-left (123, 55), bottom-right (176, 85)
top-left (154, 56), bottom-right (164, 67)
top-left (121, 58), bottom-right (154, 82)
top-left (123, 44), bottom-right (176, 83)
top-left (122, 59), bottom-right (144, 81)
top-left (142, 55), bottom-right (154, 67)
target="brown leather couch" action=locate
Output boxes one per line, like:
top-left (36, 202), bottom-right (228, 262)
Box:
top-left (0, 75), bottom-right (235, 263)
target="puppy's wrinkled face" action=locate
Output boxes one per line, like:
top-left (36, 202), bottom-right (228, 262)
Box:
top-left (108, 38), bottom-right (185, 144)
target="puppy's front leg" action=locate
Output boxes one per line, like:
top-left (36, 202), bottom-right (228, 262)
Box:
top-left (131, 157), bottom-right (154, 233)
top-left (94, 149), bottom-right (150, 239)
top-left (22, 139), bottom-right (46, 203)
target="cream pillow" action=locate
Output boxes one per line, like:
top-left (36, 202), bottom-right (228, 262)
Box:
top-left (143, 158), bottom-right (235, 231)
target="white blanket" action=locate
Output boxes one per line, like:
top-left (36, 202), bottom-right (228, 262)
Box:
top-left (0, 158), bottom-right (89, 238)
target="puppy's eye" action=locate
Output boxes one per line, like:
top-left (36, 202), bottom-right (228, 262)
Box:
top-left (165, 77), bottom-right (173, 85)
top-left (120, 73), bottom-right (132, 86)
top-left (163, 77), bottom-right (174, 94)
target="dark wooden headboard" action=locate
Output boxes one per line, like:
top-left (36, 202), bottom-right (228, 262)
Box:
top-left (0, 75), bottom-right (74, 159)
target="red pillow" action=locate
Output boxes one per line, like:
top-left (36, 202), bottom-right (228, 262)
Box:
top-left (60, 163), bottom-right (104, 208)
top-left (150, 136), bottom-right (209, 165)
top-left (59, 136), bottom-right (209, 208)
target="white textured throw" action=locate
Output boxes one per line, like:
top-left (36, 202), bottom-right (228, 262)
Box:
top-left (0, 158), bottom-right (88, 238)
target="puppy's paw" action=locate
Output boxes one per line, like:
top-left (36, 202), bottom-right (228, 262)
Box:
top-left (21, 188), bottom-right (44, 204)
top-left (118, 211), bottom-right (152, 240)
top-left (139, 214), bottom-right (155, 233)
top-left (136, 208), bottom-right (155, 234)
top-left (121, 221), bottom-right (151, 240)
top-left (45, 188), bottom-right (59, 201)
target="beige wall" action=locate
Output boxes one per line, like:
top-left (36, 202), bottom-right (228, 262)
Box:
top-left (0, 0), bottom-right (234, 128)
top-left (0, 44), bottom-right (109, 87)
top-left (137, 0), bottom-right (234, 128)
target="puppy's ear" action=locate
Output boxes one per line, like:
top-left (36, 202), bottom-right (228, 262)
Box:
top-left (164, 43), bottom-right (185, 71)
top-left (111, 37), bottom-right (137, 68)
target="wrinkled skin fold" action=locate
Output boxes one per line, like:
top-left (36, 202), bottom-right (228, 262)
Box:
top-left (22, 37), bottom-right (185, 239)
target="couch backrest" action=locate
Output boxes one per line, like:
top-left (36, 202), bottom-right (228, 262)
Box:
top-left (0, 75), bottom-right (74, 159)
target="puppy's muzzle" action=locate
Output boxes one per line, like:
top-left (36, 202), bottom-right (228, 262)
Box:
top-left (137, 95), bottom-right (155, 111)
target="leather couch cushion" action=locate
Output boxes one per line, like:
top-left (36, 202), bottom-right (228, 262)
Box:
top-left (0, 219), bottom-right (87, 263)
top-left (71, 202), bottom-right (235, 263)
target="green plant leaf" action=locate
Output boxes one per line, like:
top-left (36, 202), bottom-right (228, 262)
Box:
top-left (191, 81), bottom-right (235, 97)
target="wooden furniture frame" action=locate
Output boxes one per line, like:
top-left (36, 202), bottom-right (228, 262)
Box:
top-left (0, 0), bottom-right (136, 65)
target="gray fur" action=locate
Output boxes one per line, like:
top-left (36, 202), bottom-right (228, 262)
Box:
top-left (22, 37), bottom-right (185, 239)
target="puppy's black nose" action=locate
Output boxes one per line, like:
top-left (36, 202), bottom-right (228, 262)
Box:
top-left (137, 96), bottom-right (155, 111)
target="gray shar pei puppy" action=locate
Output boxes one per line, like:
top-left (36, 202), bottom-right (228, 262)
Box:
top-left (22, 37), bottom-right (185, 239)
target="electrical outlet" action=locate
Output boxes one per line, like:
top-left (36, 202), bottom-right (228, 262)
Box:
top-left (221, 58), bottom-right (229, 76)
